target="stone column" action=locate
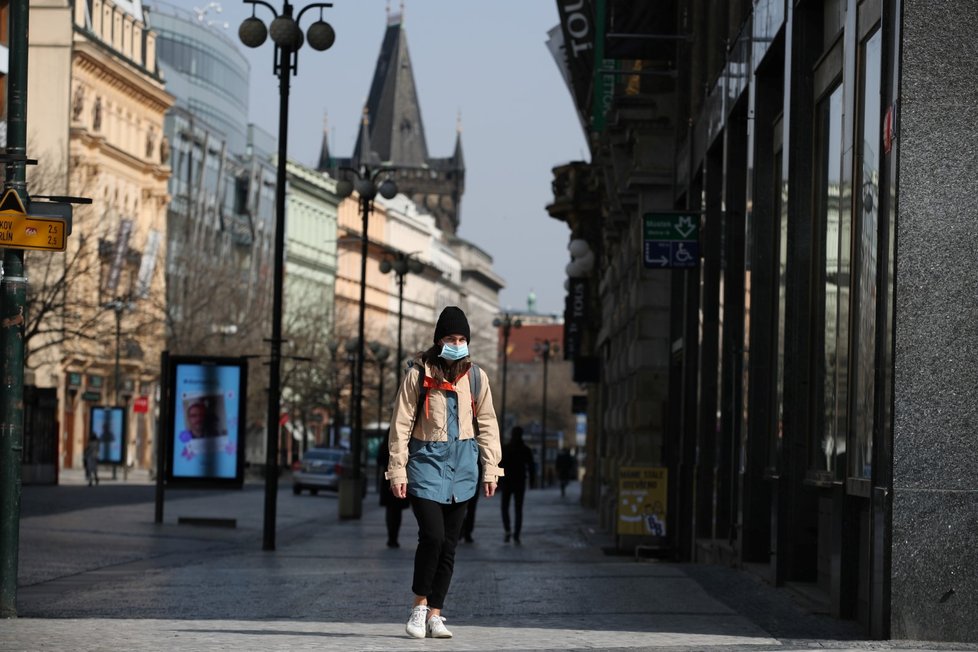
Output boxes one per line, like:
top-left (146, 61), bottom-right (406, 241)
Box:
top-left (892, 0), bottom-right (978, 642)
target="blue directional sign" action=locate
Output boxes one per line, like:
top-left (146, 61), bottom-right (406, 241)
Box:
top-left (643, 212), bottom-right (700, 269)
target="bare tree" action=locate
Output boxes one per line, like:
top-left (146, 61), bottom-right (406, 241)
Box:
top-left (21, 166), bottom-right (107, 371)
top-left (504, 359), bottom-right (578, 441)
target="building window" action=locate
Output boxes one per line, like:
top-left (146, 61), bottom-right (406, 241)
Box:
top-left (850, 28), bottom-right (882, 482)
top-left (811, 83), bottom-right (844, 482)
top-left (772, 135), bottom-right (785, 472)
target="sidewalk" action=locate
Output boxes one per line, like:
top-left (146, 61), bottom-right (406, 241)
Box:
top-left (4, 479), bottom-right (972, 651)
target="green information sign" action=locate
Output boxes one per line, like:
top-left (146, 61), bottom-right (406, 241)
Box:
top-left (642, 212), bottom-right (700, 268)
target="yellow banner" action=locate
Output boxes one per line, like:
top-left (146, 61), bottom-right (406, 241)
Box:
top-left (617, 466), bottom-right (667, 536)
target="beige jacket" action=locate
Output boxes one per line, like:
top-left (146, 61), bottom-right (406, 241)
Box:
top-left (385, 360), bottom-right (504, 486)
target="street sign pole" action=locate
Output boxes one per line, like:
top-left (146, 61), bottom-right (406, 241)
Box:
top-left (0, 0), bottom-right (29, 618)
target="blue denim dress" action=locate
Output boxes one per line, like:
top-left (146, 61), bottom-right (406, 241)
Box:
top-left (406, 391), bottom-right (479, 504)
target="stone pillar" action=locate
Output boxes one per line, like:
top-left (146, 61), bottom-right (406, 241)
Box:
top-left (891, 0), bottom-right (978, 642)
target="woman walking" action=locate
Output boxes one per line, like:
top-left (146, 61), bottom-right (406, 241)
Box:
top-left (385, 306), bottom-right (504, 639)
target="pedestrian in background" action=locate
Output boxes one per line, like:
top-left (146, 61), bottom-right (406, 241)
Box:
top-left (555, 447), bottom-right (576, 497)
top-left (500, 426), bottom-right (535, 543)
top-left (459, 458), bottom-right (483, 543)
top-left (84, 435), bottom-right (100, 486)
top-left (385, 306), bottom-right (504, 640)
top-left (377, 428), bottom-right (410, 547)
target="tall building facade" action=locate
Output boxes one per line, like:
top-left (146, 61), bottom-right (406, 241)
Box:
top-left (147, 1), bottom-right (278, 465)
top-left (26, 0), bottom-right (173, 471)
top-left (547, 0), bottom-right (978, 642)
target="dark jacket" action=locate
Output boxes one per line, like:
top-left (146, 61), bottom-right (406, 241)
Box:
top-left (377, 432), bottom-right (410, 509)
top-left (500, 439), bottom-right (535, 491)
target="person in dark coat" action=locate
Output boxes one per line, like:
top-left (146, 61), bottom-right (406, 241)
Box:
top-left (499, 426), bottom-right (535, 543)
top-left (555, 447), bottom-right (576, 497)
top-left (459, 459), bottom-right (483, 543)
top-left (377, 429), bottom-right (410, 547)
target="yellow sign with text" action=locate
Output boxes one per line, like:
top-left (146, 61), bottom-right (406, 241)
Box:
top-left (617, 466), bottom-right (667, 536)
top-left (0, 189), bottom-right (67, 252)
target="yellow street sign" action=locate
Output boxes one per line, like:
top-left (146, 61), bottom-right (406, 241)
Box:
top-left (0, 214), bottom-right (67, 251)
top-left (0, 189), bottom-right (68, 252)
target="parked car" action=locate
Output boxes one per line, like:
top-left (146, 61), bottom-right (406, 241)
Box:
top-left (292, 448), bottom-right (352, 495)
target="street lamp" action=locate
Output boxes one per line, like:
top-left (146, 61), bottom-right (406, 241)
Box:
top-left (492, 313), bottom-right (522, 432)
top-left (379, 251), bottom-right (423, 389)
top-left (344, 337), bottom-right (358, 436)
top-left (334, 164), bottom-right (397, 518)
top-left (533, 338), bottom-right (559, 488)
top-left (104, 295), bottom-right (133, 406)
top-left (326, 340), bottom-right (341, 447)
top-left (369, 341), bottom-right (390, 430)
top-left (104, 294), bottom-right (133, 481)
top-left (239, 0), bottom-right (336, 551)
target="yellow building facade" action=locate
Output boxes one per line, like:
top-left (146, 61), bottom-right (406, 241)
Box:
top-left (27, 0), bottom-right (172, 469)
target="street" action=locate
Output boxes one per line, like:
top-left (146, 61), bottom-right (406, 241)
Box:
top-left (3, 471), bottom-right (970, 651)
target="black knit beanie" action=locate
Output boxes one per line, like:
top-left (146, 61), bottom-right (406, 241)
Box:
top-left (433, 306), bottom-right (470, 344)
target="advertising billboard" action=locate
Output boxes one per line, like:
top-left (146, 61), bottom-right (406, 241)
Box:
top-left (164, 356), bottom-right (247, 486)
top-left (89, 406), bottom-right (126, 465)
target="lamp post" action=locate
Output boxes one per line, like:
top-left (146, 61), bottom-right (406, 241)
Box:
top-left (492, 313), bottom-right (522, 432)
top-left (334, 165), bottom-right (397, 518)
top-left (239, 0), bottom-right (336, 551)
top-left (326, 340), bottom-right (340, 447)
top-left (104, 295), bottom-right (133, 406)
top-left (345, 337), bottom-right (358, 435)
top-left (533, 339), bottom-right (559, 488)
top-left (105, 294), bottom-right (132, 481)
top-left (379, 251), bottom-right (423, 389)
top-left (369, 341), bottom-right (390, 430)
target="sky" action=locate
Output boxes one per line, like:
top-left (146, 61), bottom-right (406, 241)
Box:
top-left (167, 0), bottom-right (589, 317)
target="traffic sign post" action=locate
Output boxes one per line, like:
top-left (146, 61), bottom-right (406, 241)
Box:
top-left (642, 212), bottom-right (700, 269)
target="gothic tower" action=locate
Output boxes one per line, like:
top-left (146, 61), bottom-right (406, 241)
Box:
top-left (318, 9), bottom-right (465, 235)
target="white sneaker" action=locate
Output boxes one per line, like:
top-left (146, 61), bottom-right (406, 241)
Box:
top-left (405, 605), bottom-right (429, 639)
top-left (426, 614), bottom-right (453, 639)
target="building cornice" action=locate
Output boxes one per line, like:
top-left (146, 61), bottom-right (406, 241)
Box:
top-left (71, 128), bottom-right (172, 184)
top-left (73, 39), bottom-right (173, 114)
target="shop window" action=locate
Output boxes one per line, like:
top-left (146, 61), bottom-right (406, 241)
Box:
top-left (772, 139), bottom-right (785, 472)
top-left (811, 84), bottom-right (844, 483)
top-left (850, 28), bottom-right (882, 482)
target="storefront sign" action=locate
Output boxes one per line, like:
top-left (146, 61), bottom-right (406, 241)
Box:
top-left (556, 0), bottom-right (596, 113)
top-left (133, 395), bottom-right (149, 413)
top-left (617, 467), bottom-right (668, 536)
top-left (563, 277), bottom-right (588, 359)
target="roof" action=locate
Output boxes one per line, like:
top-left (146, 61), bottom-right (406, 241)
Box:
top-left (354, 18), bottom-right (428, 166)
top-left (500, 323), bottom-right (564, 364)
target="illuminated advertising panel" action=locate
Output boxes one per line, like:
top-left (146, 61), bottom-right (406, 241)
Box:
top-left (89, 406), bottom-right (126, 465)
top-left (164, 356), bottom-right (247, 486)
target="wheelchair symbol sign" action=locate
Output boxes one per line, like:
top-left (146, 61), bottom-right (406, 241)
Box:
top-left (642, 212), bottom-right (700, 269)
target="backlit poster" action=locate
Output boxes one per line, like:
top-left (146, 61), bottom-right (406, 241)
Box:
top-left (165, 356), bottom-right (247, 485)
top-left (89, 406), bottom-right (126, 465)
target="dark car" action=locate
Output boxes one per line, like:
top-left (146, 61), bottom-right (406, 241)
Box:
top-left (292, 448), bottom-right (352, 495)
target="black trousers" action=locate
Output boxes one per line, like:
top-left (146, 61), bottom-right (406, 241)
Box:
top-left (385, 502), bottom-right (405, 544)
top-left (409, 495), bottom-right (469, 609)
top-left (500, 484), bottom-right (526, 537)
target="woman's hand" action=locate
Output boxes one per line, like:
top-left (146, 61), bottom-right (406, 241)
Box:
top-left (392, 483), bottom-right (408, 499)
top-left (483, 481), bottom-right (497, 498)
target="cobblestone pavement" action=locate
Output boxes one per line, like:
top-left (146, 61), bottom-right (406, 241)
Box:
top-left (3, 470), bottom-right (973, 651)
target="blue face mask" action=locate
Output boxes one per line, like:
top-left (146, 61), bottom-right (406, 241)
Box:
top-left (439, 342), bottom-right (469, 361)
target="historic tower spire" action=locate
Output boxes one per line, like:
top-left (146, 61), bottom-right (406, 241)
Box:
top-left (319, 11), bottom-right (464, 234)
